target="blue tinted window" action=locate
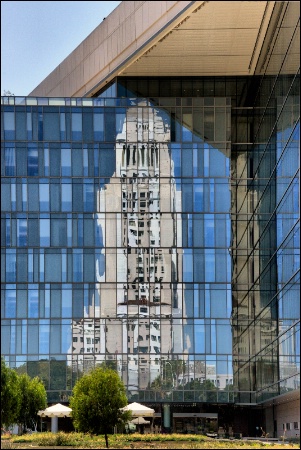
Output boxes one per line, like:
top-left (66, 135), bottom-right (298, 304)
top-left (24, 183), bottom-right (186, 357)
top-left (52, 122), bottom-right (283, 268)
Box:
top-left (195, 321), bottom-right (205, 353)
top-left (193, 181), bottom-right (203, 212)
top-left (28, 286), bottom-right (38, 318)
top-left (183, 250), bottom-right (193, 282)
top-left (6, 250), bottom-right (16, 282)
top-left (4, 112), bottom-right (15, 139)
top-left (204, 215), bottom-right (214, 246)
top-left (93, 111), bottom-right (104, 141)
top-left (5, 289), bottom-right (16, 318)
top-left (217, 324), bottom-right (232, 354)
top-left (62, 183), bottom-right (72, 211)
top-left (73, 250), bottom-right (83, 282)
top-left (5, 145), bottom-right (15, 175)
top-left (193, 250), bottom-right (204, 282)
top-left (15, 111), bottom-right (26, 140)
top-left (182, 146), bottom-right (193, 176)
top-left (72, 113), bottom-right (82, 140)
top-left (215, 180), bottom-right (230, 212)
top-left (28, 145), bottom-right (38, 176)
top-left (104, 109), bottom-right (115, 141)
top-left (43, 112), bottom-right (60, 140)
top-left (62, 288), bottom-right (72, 317)
top-left (17, 218), bottom-right (27, 246)
top-left (182, 182), bottom-right (193, 212)
top-left (45, 252), bottom-right (61, 282)
top-left (39, 321), bottom-right (49, 353)
top-left (205, 249), bottom-right (215, 282)
top-left (61, 147), bottom-right (71, 176)
top-left (100, 145), bottom-right (115, 176)
top-left (39, 183), bottom-right (49, 211)
top-left (209, 147), bottom-right (226, 176)
top-left (72, 148), bottom-right (83, 176)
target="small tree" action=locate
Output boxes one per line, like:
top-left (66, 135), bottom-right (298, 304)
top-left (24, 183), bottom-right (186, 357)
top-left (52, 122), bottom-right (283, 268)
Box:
top-left (70, 367), bottom-right (131, 448)
top-left (15, 374), bottom-right (47, 433)
top-left (3, 90), bottom-right (14, 96)
top-left (1, 357), bottom-right (21, 429)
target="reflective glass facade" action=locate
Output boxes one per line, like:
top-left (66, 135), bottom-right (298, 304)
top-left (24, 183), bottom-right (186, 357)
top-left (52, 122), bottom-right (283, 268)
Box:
top-left (1, 95), bottom-right (233, 405)
top-left (1, 0), bottom-right (300, 437)
top-left (1, 73), bottom-right (299, 406)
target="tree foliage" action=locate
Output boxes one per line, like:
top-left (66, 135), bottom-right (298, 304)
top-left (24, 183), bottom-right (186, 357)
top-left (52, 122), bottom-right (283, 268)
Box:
top-left (70, 367), bottom-right (131, 448)
top-left (1, 358), bottom-right (47, 432)
top-left (1, 357), bottom-right (21, 428)
top-left (3, 90), bottom-right (14, 96)
top-left (16, 358), bottom-right (79, 396)
top-left (15, 373), bottom-right (47, 433)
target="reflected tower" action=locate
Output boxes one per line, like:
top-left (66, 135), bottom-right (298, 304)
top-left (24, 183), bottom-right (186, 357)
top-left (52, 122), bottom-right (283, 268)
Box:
top-left (95, 100), bottom-right (182, 393)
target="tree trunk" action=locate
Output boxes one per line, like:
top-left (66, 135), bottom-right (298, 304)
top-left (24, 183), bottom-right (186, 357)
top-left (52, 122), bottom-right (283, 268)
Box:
top-left (105, 432), bottom-right (109, 448)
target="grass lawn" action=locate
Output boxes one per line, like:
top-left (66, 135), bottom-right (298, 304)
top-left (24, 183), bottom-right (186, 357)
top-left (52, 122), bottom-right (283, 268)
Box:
top-left (1, 432), bottom-right (300, 449)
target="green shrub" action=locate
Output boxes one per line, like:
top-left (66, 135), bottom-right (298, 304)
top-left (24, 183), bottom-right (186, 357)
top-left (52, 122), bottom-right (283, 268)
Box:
top-left (30, 431), bottom-right (104, 447)
top-left (34, 432), bottom-right (72, 446)
top-left (12, 435), bottom-right (34, 443)
top-left (6, 431), bottom-right (300, 449)
top-left (54, 432), bottom-right (70, 446)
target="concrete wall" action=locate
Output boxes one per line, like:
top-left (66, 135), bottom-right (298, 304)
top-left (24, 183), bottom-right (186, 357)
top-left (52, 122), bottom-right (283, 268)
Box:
top-left (276, 398), bottom-right (300, 439)
top-left (265, 398), bottom-right (300, 439)
top-left (29, 1), bottom-right (195, 97)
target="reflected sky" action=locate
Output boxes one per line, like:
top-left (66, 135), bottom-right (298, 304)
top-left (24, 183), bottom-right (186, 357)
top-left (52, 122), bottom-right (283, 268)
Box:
top-left (2, 97), bottom-right (234, 397)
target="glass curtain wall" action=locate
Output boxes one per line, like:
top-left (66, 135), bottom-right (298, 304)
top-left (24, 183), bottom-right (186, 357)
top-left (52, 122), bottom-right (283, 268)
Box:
top-left (1, 73), bottom-right (299, 409)
top-left (230, 1), bottom-right (300, 404)
top-left (1, 94), bottom-right (233, 404)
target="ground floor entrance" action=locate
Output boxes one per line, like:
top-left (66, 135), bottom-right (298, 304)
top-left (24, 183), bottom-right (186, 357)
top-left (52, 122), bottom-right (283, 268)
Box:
top-left (145, 402), bottom-right (264, 437)
top-left (152, 412), bottom-right (218, 434)
top-left (172, 413), bottom-right (218, 434)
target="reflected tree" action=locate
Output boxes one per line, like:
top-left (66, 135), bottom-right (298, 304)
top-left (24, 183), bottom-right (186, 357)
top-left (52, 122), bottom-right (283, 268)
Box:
top-left (150, 375), bottom-right (167, 399)
top-left (3, 90), bottom-right (14, 96)
top-left (98, 360), bottom-right (118, 371)
top-left (182, 378), bottom-right (217, 402)
top-left (15, 359), bottom-right (80, 397)
top-left (161, 359), bottom-right (186, 388)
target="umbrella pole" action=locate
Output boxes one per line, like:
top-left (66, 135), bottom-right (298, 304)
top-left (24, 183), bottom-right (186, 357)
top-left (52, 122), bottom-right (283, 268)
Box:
top-left (51, 417), bottom-right (58, 433)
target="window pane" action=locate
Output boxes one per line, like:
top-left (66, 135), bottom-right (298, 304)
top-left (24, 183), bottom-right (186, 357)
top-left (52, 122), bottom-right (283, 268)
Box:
top-left (5, 146), bottom-right (15, 175)
top-left (4, 112), bottom-right (15, 139)
top-left (45, 252), bottom-right (61, 282)
top-left (61, 147), bottom-right (71, 176)
top-left (72, 113), bottom-right (82, 140)
top-left (43, 112), bottom-right (60, 140)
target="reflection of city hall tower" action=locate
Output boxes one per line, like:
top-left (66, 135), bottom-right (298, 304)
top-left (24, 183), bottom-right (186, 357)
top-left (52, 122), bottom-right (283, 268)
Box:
top-left (96, 102), bottom-right (182, 391)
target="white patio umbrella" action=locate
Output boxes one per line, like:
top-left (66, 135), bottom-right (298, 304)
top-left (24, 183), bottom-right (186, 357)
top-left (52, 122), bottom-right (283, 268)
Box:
top-left (131, 417), bottom-right (150, 425)
top-left (121, 402), bottom-right (155, 417)
top-left (37, 403), bottom-right (72, 433)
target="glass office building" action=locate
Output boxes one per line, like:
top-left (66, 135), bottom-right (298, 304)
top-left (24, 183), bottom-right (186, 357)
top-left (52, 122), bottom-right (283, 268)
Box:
top-left (1, 1), bottom-right (300, 437)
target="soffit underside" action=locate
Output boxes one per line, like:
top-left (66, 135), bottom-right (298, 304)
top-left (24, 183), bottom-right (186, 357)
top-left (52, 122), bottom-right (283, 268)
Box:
top-left (118, 1), bottom-right (269, 78)
top-left (117, 1), bottom-right (299, 79)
